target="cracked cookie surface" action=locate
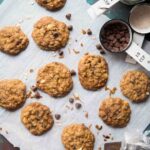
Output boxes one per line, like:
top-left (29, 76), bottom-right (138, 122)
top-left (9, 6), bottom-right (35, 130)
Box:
top-left (21, 102), bottom-right (54, 135)
top-left (0, 79), bottom-right (26, 110)
top-left (78, 54), bottom-right (108, 90)
top-left (120, 70), bottom-right (150, 102)
top-left (36, 0), bottom-right (66, 11)
top-left (36, 62), bottom-right (73, 97)
top-left (32, 16), bottom-right (69, 51)
top-left (99, 97), bottom-right (131, 128)
top-left (0, 26), bottom-right (29, 55)
top-left (62, 124), bottom-right (95, 150)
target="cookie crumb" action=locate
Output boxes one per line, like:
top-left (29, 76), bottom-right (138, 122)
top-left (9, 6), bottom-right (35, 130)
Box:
top-left (88, 124), bottom-right (92, 129)
top-left (95, 125), bottom-right (103, 131)
top-left (73, 93), bottom-right (80, 100)
top-left (87, 28), bottom-right (92, 35)
top-left (68, 25), bottom-right (73, 31)
top-left (70, 70), bottom-right (76, 76)
top-left (98, 147), bottom-right (101, 150)
top-left (73, 49), bottom-right (80, 54)
top-left (75, 103), bottom-right (82, 109)
top-left (55, 114), bottom-right (61, 120)
top-left (66, 13), bottom-right (71, 20)
top-left (81, 29), bottom-right (86, 35)
top-left (85, 112), bottom-right (88, 118)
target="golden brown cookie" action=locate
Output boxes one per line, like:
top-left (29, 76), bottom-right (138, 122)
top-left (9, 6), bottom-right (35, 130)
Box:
top-left (21, 102), bottom-right (54, 135)
top-left (120, 70), bottom-right (150, 102)
top-left (0, 26), bottom-right (29, 55)
top-left (36, 0), bottom-right (66, 11)
top-left (36, 62), bottom-right (73, 97)
top-left (32, 16), bottom-right (69, 51)
top-left (0, 79), bottom-right (26, 110)
top-left (78, 54), bottom-right (108, 90)
top-left (99, 97), bottom-right (131, 128)
top-left (62, 124), bottom-right (95, 150)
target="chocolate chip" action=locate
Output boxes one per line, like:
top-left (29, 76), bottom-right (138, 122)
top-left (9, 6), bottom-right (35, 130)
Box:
top-left (100, 50), bottom-right (106, 55)
top-left (55, 114), bottom-right (61, 120)
top-left (53, 32), bottom-right (59, 38)
top-left (66, 13), bottom-right (71, 20)
top-left (58, 51), bottom-right (64, 56)
top-left (68, 25), bottom-right (73, 31)
top-left (70, 70), bottom-right (76, 76)
top-left (34, 91), bottom-right (42, 99)
top-left (69, 97), bottom-right (74, 104)
top-left (31, 85), bottom-right (37, 92)
top-left (87, 28), bottom-right (92, 35)
top-left (75, 103), bottom-right (82, 109)
top-left (96, 44), bottom-right (102, 50)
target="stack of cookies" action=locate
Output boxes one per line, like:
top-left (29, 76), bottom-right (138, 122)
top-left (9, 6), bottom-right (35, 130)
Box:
top-left (0, 0), bottom-right (150, 150)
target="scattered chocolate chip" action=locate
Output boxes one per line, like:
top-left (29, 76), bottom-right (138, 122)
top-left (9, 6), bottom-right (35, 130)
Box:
top-left (96, 44), bottom-right (102, 50)
top-left (58, 50), bottom-right (64, 56)
top-left (80, 43), bottom-right (84, 47)
top-left (34, 91), bottom-right (42, 99)
top-left (75, 103), bottom-right (82, 109)
top-left (95, 125), bottom-right (103, 130)
top-left (29, 69), bottom-right (34, 73)
top-left (55, 114), bottom-right (61, 120)
top-left (69, 97), bottom-right (74, 104)
top-left (87, 28), bottom-right (92, 35)
top-left (66, 13), bottom-right (71, 20)
top-left (103, 135), bottom-right (110, 139)
top-left (104, 142), bottom-right (121, 150)
top-left (68, 25), bottom-right (73, 31)
top-left (98, 147), bottom-right (102, 150)
top-left (31, 85), bottom-right (38, 92)
top-left (100, 50), bottom-right (106, 55)
top-left (70, 70), bottom-right (76, 76)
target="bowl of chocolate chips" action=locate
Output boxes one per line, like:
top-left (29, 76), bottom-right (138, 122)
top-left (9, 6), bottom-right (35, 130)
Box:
top-left (100, 19), bottom-right (132, 53)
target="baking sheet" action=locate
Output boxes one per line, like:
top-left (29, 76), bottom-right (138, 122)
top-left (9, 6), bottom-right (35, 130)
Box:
top-left (0, 0), bottom-right (150, 150)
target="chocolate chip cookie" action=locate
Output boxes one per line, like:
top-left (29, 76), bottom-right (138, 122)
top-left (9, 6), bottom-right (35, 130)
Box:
top-left (99, 97), bottom-right (131, 128)
top-left (36, 0), bottom-right (66, 11)
top-left (21, 102), bottom-right (54, 135)
top-left (62, 124), bottom-right (95, 150)
top-left (120, 70), bottom-right (150, 102)
top-left (36, 62), bottom-right (73, 97)
top-left (0, 79), bottom-right (26, 110)
top-left (0, 26), bottom-right (29, 55)
top-left (78, 54), bottom-right (108, 90)
top-left (32, 16), bottom-right (69, 51)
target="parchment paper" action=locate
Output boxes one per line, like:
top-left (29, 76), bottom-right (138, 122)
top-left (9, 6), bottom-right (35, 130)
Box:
top-left (0, 0), bottom-right (150, 150)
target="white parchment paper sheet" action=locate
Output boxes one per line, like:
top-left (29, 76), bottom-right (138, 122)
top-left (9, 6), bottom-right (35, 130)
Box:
top-left (0, 0), bottom-right (150, 150)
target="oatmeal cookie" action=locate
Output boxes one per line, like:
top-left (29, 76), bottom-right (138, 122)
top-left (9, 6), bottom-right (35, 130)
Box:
top-left (62, 124), bottom-right (95, 150)
top-left (120, 70), bottom-right (150, 102)
top-left (0, 79), bottom-right (26, 110)
top-left (36, 0), bottom-right (66, 11)
top-left (0, 26), bottom-right (29, 55)
top-left (99, 97), bottom-right (131, 128)
top-left (21, 102), bottom-right (54, 135)
top-left (36, 62), bottom-right (73, 97)
top-left (32, 16), bottom-right (69, 51)
top-left (78, 54), bottom-right (108, 90)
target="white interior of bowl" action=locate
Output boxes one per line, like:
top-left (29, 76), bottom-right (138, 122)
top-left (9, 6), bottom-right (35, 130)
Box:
top-left (129, 4), bottom-right (150, 34)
